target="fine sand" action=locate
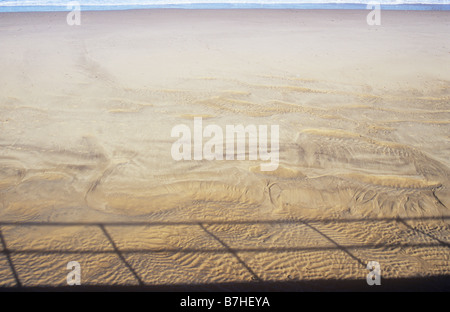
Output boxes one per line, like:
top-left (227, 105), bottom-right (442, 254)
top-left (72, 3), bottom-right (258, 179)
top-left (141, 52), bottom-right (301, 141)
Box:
top-left (0, 9), bottom-right (449, 290)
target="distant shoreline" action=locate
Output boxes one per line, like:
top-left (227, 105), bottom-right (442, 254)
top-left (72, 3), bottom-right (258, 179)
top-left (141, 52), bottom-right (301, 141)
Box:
top-left (1, 3), bottom-right (450, 13)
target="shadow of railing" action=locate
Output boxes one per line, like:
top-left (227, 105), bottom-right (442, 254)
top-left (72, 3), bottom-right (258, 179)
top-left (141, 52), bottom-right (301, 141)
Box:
top-left (0, 216), bottom-right (449, 291)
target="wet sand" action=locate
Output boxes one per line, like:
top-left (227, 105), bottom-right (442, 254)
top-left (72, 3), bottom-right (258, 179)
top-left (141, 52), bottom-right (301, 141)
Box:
top-left (0, 9), bottom-right (449, 289)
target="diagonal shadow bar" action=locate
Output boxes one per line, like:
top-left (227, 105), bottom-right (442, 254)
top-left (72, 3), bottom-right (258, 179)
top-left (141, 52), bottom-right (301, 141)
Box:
top-left (99, 224), bottom-right (144, 286)
top-left (198, 223), bottom-right (262, 282)
top-left (301, 220), bottom-right (366, 268)
top-left (0, 227), bottom-right (21, 287)
top-left (397, 218), bottom-right (450, 249)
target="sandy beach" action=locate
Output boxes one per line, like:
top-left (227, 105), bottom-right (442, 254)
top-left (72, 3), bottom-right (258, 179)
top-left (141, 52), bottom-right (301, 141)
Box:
top-left (0, 9), bottom-right (449, 290)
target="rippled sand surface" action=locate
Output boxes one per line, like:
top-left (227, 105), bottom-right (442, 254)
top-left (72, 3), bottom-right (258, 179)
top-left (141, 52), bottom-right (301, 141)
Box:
top-left (0, 10), bottom-right (449, 289)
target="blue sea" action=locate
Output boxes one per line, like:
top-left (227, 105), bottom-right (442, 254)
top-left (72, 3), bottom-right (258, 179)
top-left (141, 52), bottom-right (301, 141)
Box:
top-left (0, 0), bottom-right (449, 12)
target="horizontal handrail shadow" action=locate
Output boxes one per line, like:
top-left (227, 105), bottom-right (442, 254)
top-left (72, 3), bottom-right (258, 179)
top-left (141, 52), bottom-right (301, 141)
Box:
top-left (0, 275), bottom-right (449, 292)
top-left (0, 215), bottom-right (449, 227)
